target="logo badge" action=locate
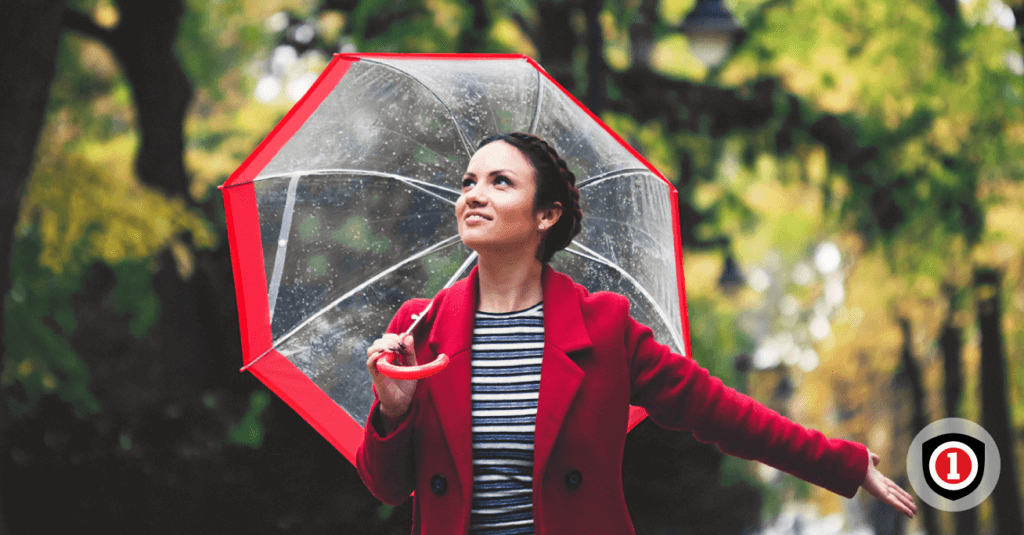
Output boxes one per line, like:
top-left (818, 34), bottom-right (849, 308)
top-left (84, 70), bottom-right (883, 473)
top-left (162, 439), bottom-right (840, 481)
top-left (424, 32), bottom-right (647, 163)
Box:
top-left (922, 434), bottom-right (984, 500)
top-left (908, 419), bottom-right (1000, 511)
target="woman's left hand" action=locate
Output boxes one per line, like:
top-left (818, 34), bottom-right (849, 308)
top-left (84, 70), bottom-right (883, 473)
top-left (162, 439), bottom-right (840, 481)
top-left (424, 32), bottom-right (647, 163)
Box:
top-left (861, 449), bottom-right (917, 519)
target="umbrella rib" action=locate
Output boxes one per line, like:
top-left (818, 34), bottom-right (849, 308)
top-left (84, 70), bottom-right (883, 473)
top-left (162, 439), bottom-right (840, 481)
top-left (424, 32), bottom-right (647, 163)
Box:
top-left (399, 250), bottom-right (480, 337)
top-left (267, 173), bottom-right (302, 324)
top-left (564, 242), bottom-right (686, 355)
top-left (444, 250), bottom-right (478, 290)
top-left (529, 69), bottom-right (543, 134)
top-left (269, 234), bottom-right (467, 350)
top-left (359, 58), bottom-right (475, 157)
top-left (576, 168), bottom-right (652, 189)
top-left (254, 168), bottom-right (459, 205)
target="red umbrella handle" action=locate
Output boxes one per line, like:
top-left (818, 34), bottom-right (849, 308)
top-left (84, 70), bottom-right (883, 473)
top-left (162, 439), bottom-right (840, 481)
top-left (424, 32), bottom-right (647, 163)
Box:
top-left (376, 351), bottom-right (449, 380)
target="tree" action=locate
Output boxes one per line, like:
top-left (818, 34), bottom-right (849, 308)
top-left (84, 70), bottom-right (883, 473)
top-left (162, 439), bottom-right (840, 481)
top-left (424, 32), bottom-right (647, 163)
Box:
top-left (0, 2), bottom-right (72, 532)
top-left (975, 268), bottom-right (1023, 535)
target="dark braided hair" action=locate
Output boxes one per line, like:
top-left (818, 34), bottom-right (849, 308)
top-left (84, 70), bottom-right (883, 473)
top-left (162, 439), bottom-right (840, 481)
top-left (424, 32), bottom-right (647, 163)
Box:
top-left (477, 133), bottom-right (582, 263)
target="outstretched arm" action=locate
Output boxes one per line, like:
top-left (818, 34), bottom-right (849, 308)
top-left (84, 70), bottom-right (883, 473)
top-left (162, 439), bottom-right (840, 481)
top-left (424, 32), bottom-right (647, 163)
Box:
top-left (861, 449), bottom-right (918, 519)
top-left (623, 303), bottom-right (867, 497)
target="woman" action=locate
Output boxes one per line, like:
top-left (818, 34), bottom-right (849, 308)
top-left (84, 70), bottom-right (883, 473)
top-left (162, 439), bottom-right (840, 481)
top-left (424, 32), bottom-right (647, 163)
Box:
top-left (358, 133), bottom-right (916, 534)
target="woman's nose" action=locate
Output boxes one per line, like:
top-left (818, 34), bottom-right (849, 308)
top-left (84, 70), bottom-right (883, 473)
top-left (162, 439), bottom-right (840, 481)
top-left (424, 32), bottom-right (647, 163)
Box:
top-left (464, 184), bottom-right (487, 206)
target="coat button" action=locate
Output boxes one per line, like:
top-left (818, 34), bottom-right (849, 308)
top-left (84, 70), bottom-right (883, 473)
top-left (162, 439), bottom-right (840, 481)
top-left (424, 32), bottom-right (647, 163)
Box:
top-left (430, 474), bottom-right (448, 496)
top-left (564, 469), bottom-right (583, 490)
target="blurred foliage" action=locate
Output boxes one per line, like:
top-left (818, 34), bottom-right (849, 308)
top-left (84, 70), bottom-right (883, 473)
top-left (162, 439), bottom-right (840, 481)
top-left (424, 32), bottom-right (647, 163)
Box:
top-left (178, 0), bottom-right (290, 95)
top-left (595, 0), bottom-right (1023, 522)
top-left (226, 391), bottom-right (270, 448)
top-left (686, 296), bottom-right (754, 387)
top-left (377, 503), bottom-right (396, 520)
top-left (720, 0), bottom-right (1024, 277)
top-left (2, 233), bottom-right (98, 416)
top-left (23, 141), bottom-right (214, 272)
top-left (3, 29), bottom-right (217, 415)
top-left (348, 0), bottom-right (455, 52)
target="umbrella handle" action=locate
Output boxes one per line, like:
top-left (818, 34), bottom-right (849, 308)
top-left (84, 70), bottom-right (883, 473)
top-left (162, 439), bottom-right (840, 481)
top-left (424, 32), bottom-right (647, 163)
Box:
top-left (376, 351), bottom-right (450, 380)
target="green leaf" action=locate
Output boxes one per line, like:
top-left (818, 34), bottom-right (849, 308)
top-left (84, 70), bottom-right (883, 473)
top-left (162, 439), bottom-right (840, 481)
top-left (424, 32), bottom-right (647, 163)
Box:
top-left (226, 391), bottom-right (271, 449)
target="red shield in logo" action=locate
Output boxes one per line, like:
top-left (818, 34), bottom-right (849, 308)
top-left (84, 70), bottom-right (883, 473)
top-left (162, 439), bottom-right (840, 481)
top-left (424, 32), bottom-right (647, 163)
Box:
top-left (922, 433), bottom-right (985, 501)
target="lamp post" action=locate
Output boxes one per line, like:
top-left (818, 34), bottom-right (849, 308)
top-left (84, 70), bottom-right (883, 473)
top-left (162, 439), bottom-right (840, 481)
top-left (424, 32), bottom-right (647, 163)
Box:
top-left (256, 12), bottom-right (344, 104)
top-left (680, 0), bottom-right (743, 68)
top-left (717, 254), bottom-right (746, 295)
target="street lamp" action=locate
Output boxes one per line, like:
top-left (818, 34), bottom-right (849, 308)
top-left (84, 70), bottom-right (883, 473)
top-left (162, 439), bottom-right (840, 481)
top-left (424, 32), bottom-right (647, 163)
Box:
top-left (680, 0), bottom-right (743, 68)
top-left (717, 254), bottom-right (746, 295)
top-left (256, 11), bottom-right (344, 104)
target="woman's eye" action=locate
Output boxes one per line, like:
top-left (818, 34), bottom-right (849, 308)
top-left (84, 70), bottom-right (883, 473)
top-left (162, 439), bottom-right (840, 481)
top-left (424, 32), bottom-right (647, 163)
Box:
top-left (495, 175), bottom-right (511, 185)
top-left (462, 178), bottom-right (474, 188)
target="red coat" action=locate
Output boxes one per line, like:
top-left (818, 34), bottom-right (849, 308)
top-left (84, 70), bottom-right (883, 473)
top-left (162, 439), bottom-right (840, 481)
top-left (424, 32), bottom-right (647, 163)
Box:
top-left (357, 266), bottom-right (868, 534)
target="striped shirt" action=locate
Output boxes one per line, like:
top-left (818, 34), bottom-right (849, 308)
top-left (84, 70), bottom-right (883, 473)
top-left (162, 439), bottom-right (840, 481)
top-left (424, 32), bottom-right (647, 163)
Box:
top-left (469, 302), bottom-right (543, 535)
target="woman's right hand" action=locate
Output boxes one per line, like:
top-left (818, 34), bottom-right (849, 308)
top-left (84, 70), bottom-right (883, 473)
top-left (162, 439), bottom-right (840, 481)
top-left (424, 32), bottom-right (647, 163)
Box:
top-left (366, 333), bottom-right (420, 423)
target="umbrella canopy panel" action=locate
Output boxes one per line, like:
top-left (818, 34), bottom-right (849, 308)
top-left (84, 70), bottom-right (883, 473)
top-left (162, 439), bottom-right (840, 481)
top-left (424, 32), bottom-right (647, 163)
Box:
top-left (223, 54), bottom-right (690, 460)
top-left (555, 171), bottom-right (685, 354)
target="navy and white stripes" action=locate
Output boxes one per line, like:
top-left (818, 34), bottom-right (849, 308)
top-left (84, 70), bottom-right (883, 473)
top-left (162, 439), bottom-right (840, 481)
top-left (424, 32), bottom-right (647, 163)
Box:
top-left (469, 302), bottom-right (543, 535)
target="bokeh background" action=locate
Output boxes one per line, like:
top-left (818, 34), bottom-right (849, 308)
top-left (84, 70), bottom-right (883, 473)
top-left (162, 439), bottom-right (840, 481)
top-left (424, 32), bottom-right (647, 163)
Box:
top-left (2, 0), bottom-right (1023, 533)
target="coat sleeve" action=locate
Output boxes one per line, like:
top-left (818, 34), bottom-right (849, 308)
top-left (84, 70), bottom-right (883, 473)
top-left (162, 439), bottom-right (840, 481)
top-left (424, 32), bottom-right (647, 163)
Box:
top-left (623, 300), bottom-right (868, 499)
top-left (355, 298), bottom-right (428, 505)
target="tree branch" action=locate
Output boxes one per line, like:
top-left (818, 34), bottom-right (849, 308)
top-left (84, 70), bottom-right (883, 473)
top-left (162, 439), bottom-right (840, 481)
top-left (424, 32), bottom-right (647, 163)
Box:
top-left (607, 67), bottom-right (776, 136)
top-left (934, 0), bottom-right (959, 20)
top-left (320, 0), bottom-right (360, 12)
top-left (61, 9), bottom-right (117, 48)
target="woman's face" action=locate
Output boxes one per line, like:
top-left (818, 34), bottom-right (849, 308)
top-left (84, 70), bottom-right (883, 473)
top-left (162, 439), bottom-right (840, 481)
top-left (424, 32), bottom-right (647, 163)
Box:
top-left (456, 141), bottom-right (557, 258)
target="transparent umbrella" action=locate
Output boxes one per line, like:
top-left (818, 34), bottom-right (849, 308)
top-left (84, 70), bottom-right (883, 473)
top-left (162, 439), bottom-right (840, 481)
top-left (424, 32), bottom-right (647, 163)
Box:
top-left (221, 53), bottom-right (691, 463)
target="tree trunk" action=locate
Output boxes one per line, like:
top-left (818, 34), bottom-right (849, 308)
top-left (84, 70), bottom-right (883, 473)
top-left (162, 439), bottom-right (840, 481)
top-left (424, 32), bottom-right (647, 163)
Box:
top-left (583, 0), bottom-right (606, 116)
top-left (457, 0), bottom-right (490, 52)
top-left (891, 318), bottom-right (938, 535)
top-left (60, 0), bottom-right (218, 398)
top-left (629, 0), bottom-right (657, 68)
top-left (533, 1), bottom-right (578, 91)
top-left (939, 286), bottom-right (978, 535)
top-left (974, 268), bottom-right (1023, 535)
top-left (63, 0), bottom-right (193, 198)
top-left (940, 318), bottom-right (963, 419)
top-left (0, 2), bottom-right (68, 533)
top-left (117, 0), bottom-right (193, 197)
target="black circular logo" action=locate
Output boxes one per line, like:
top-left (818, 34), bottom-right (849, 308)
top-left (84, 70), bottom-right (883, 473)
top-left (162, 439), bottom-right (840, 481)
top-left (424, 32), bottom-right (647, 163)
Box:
top-left (907, 419), bottom-right (999, 511)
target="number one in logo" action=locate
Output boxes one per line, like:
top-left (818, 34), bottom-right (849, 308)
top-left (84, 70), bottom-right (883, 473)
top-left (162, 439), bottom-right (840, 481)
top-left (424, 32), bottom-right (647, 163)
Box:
top-left (947, 451), bottom-right (959, 481)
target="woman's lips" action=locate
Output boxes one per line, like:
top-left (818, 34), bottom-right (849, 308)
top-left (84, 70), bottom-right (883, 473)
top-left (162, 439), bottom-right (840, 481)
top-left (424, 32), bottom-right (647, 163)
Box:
top-left (464, 212), bottom-right (491, 223)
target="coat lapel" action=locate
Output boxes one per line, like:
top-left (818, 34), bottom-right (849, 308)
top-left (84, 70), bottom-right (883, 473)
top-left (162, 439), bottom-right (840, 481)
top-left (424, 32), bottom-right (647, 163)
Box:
top-left (533, 266), bottom-right (592, 483)
top-left (425, 268), bottom-right (477, 509)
